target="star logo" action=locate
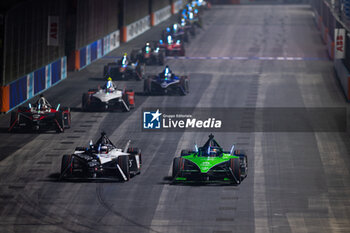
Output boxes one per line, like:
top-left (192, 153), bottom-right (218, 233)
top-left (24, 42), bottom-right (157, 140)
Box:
top-left (150, 109), bottom-right (162, 122)
top-left (143, 109), bottom-right (162, 129)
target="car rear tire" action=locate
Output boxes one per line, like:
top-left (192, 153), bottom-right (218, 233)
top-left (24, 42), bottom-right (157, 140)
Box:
top-left (240, 154), bottom-right (248, 179)
top-left (159, 54), bottom-right (165, 65)
top-left (229, 158), bottom-right (241, 184)
top-left (121, 93), bottom-right (130, 112)
top-left (191, 27), bottom-right (196, 36)
top-left (130, 50), bottom-right (138, 63)
top-left (82, 93), bottom-right (89, 111)
top-left (172, 157), bottom-right (184, 179)
top-left (61, 107), bottom-right (71, 129)
top-left (144, 78), bottom-right (152, 94)
top-left (103, 66), bottom-right (109, 78)
top-left (184, 32), bottom-right (189, 43)
top-left (180, 47), bottom-right (186, 56)
top-left (180, 149), bottom-right (191, 157)
top-left (127, 147), bottom-right (142, 174)
top-left (135, 64), bottom-right (144, 81)
top-left (55, 112), bottom-right (64, 133)
top-left (118, 155), bottom-right (130, 181)
top-left (61, 154), bottom-right (73, 178)
top-left (9, 111), bottom-right (17, 132)
top-left (233, 150), bottom-right (246, 155)
top-left (180, 77), bottom-right (189, 95)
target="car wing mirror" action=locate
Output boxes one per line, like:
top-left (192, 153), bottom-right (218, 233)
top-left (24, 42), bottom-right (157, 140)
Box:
top-left (230, 145), bottom-right (235, 155)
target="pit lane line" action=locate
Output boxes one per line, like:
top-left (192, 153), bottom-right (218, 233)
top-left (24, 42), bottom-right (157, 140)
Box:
top-left (167, 56), bottom-right (329, 61)
top-left (102, 56), bottom-right (329, 61)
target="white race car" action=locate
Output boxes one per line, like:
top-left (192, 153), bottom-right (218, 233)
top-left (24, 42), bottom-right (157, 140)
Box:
top-left (82, 84), bottom-right (134, 111)
top-left (60, 132), bottom-right (142, 181)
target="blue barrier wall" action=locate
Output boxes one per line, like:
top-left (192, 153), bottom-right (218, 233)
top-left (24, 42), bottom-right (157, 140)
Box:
top-left (91, 41), bottom-right (98, 62)
top-left (34, 68), bottom-right (46, 95)
top-left (51, 59), bottom-right (62, 85)
top-left (76, 29), bottom-right (119, 71)
top-left (10, 76), bottom-right (27, 109)
top-left (344, 0), bottom-right (350, 19)
top-left (6, 57), bottom-right (67, 112)
top-left (80, 47), bottom-right (86, 68)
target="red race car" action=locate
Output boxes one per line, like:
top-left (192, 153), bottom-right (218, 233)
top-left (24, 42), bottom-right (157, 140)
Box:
top-left (157, 35), bottom-right (185, 56)
top-left (9, 95), bottom-right (71, 133)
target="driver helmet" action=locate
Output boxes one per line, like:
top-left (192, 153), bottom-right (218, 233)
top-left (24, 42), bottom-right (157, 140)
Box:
top-left (181, 18), bottom-right (186, 27)
top-left (167, 35), bottom-right (173, 44)
top-left (163, 66), bottom-right (172, 79)
top-left (37, 94), bottom-right (49, 111)
top-left (145, 42), bottom-right (151, 53)
top-left (173, 24), bottom-right (178, 31)
top-left (121, 53), bottom-right (128, 66)
top-left (100, 145), bottom-right (108, 154)
top-left (210, 148), bottom-right (217, 156)
top-left (106, 77), bottom-right (115, 92)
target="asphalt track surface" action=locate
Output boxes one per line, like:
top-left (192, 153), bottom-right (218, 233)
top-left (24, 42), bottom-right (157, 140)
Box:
top-left (1, 4), bottom-right (350, 233)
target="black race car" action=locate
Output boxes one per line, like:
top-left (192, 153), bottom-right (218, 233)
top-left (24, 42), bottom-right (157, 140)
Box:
top-left (103, 54), bottom-right (144, 80)
top-left (9, 96), bottom-right (71, 133)
top-left (130, 42), bottom-right (165, 65)
top-left (144, 66), bottom-right (189, 95)
top-left (179, 17), bottom-right (196, 37)
top-left (157, 35), bottom-right (186, 56)
top-left (60, 132), bottom-right (142, 181)
top-left (161, 24), bottom-right (189, 43)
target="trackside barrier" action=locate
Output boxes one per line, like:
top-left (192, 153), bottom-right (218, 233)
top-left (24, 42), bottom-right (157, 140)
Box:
top-left (0, 86), bottom-right (10, 113)
top-left (0, 57), bottom-right (67, 113)
top-left (124, 15), bottom-right (151, 42)
top-left (172, 0), bottom-right (183, 14)
top-left (313, 10), bottom-right (320, 30)
top-left (151, 6), bottom-right (172, 26)
top-left (334, 59), bottom-right (350, 101)
top-left (1, 2), bottom-right (187, 112)
top-left (327, 33), bottom-right (335, 60)
top-left (312, 7), bottom-right (334, 60)
top-left (312, 0), bottom-right (350, 101)
top-left (72, 30), bottom-right (120, 71)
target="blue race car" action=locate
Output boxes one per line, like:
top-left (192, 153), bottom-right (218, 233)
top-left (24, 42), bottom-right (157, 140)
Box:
top-left (144, 66), bottom-right (189, 95)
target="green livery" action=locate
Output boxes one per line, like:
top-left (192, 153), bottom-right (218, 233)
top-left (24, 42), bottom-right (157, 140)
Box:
top-left (172, 134), bottom-right (248, 184)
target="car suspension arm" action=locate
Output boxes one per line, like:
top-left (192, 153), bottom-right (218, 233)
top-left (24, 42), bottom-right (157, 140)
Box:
top-left (228, 167), bottom-right (240, 184)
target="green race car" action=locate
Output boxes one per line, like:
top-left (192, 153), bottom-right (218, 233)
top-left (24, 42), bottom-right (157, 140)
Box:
top-left (172, 134), bottom-right (248, 184)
